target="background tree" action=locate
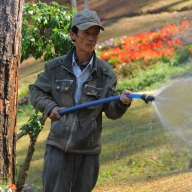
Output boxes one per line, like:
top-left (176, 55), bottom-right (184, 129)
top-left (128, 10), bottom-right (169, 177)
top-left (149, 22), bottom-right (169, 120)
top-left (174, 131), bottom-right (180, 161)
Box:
top-left (70, 0), bottom-right (89, 10)
top-left (84, 0), bottom-right (89, 9)
top-left (71, 0), bottom-right (77, 10)
top-left (0, 0), bottom-right (24, 185)
top-left (21, 1), bottom-right (75, 62)
top-left (16, 2), bottom-right (75, 191)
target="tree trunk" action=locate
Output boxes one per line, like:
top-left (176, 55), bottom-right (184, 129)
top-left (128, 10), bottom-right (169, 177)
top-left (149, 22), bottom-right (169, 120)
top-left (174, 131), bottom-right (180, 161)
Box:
top-left (84, 0), bottom-right (89, 10)
top-left (0, 0), bottom-right (24, 184)
top-left (71, 0), bottom-right (77, 10)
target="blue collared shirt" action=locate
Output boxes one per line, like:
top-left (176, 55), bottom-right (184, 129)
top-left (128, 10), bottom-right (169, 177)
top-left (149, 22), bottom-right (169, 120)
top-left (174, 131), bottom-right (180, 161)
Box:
top-left (72, 52), bottom-right (93, 104)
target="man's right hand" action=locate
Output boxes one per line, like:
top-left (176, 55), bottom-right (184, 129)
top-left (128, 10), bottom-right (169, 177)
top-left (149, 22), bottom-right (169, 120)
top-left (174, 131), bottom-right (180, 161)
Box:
top-left (49, 106), bottom-right (66, 121)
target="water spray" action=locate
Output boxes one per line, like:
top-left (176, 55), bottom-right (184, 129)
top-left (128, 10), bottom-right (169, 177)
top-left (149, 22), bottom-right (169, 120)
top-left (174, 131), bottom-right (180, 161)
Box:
top-left (58, 93), bottom-right (154, 116)
top-left (152, 77), bottom-right (192, 147)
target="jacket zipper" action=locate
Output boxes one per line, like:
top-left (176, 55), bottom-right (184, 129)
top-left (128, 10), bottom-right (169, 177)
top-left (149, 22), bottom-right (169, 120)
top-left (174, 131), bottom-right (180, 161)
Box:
top-left (65, 115), bottom-right (78, 152)
top-left (59, 65), bottom-right (79, 152)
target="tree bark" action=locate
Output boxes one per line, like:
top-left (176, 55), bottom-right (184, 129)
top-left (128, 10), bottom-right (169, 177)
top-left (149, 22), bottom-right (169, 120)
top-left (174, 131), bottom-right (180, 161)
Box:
top-left (71, 0), bottom-right (77, 10)
top-left (0, 0), bottom-right (24, 184)
top-left (84, 0), bottom-right (89, 10)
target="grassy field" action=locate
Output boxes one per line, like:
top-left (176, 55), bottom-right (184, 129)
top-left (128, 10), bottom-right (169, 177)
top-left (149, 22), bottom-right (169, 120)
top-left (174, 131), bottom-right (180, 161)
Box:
top-left (16, 85), bottom-right (192, 191)
top-left (16, 2), bottom-right (192, 191)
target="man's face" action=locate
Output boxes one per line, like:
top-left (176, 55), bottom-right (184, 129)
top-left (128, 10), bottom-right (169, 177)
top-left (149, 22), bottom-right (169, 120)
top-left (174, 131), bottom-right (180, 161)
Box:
top-left (70, 25), bottom-right (100, 54)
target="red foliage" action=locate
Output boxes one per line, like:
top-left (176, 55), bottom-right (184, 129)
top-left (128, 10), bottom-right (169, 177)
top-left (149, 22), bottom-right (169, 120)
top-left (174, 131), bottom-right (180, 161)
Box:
top-left (8, 184), bottom-right (17, 190)
top-left (100, 22), bottom-right (191, 68)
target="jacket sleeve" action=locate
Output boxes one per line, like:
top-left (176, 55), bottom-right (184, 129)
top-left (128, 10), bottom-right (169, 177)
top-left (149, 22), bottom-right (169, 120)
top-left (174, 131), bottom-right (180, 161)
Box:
top-left (29, 63), bottom-right (58, 116)
top-left (103, 71), bottom-right (131, 120)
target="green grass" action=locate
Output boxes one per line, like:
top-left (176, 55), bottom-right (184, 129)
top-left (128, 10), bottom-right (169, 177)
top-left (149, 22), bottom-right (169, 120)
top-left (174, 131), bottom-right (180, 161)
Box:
top-left (16, 77), bottom-right (192, 191)
top-left (16, 100), bottom-right (192, 191)
top-left (16, 50), bottom-right (192, 192)
top-left (18, 57), bottom-right (44, 98)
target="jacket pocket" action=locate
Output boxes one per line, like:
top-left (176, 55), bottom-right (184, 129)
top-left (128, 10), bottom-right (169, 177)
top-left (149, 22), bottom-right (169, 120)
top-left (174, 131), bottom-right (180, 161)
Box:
top-left (84, 84), bottom-right (103, 98)
top-left (55, 79), bottom-right (74, 92)
top-left (51, 119), bottom-right (66, 138)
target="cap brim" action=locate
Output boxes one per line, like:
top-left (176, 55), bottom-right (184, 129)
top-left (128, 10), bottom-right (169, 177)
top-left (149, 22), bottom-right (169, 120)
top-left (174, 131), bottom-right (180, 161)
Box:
top-left (76, 22), bottom-right (104, 31)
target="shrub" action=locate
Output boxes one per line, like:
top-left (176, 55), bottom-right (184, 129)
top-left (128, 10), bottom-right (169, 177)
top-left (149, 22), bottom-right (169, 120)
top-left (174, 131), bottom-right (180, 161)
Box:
top-left (21, 2), bottom-right (75, 62)
top-left (0, 184), bottom-right (17, 192)
top-left (116, 63), bottom-right (167, 91)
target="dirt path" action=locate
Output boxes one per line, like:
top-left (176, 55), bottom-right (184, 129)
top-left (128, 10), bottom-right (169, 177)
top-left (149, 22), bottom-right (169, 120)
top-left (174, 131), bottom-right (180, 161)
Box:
top-left (26, 0), bottom-right (192, 22)
top-left (99, 10), bottom-right (192, 42)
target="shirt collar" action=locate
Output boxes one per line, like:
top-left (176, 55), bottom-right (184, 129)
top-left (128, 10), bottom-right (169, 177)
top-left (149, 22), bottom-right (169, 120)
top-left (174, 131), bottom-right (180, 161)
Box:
top-left (72, 51), bottom-right (94, 68)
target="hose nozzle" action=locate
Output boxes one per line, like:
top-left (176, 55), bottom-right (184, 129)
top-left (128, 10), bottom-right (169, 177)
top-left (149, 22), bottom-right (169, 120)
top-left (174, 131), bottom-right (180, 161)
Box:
top-left (141, 94), bottom-right (155, 104)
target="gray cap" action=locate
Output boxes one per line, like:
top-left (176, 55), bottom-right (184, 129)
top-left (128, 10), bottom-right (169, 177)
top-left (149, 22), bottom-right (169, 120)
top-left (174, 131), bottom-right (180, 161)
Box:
top-left (71, 9), bottom-right (104, 31)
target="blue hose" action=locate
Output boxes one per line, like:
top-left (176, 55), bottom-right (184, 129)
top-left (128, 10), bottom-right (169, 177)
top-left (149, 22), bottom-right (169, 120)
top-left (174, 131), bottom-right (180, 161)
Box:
top-left (58, 94), bottom-right (144, 116)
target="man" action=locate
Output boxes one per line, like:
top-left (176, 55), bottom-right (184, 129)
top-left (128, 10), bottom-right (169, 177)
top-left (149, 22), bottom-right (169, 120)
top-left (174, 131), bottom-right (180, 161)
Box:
top-left (29, 9), bottom-right (132, 192)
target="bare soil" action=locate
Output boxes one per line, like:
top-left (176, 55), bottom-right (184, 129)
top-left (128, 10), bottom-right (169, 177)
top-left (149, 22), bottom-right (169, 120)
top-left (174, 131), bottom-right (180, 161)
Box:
top-left (26, 0), bottom-right (192, 22)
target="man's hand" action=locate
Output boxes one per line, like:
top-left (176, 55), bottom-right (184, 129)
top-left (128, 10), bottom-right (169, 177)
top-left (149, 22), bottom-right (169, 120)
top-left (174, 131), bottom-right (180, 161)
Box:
top-left (49, 106), bottom-right (65, 121)
top-left (120, 90), bottom-right (133, 105)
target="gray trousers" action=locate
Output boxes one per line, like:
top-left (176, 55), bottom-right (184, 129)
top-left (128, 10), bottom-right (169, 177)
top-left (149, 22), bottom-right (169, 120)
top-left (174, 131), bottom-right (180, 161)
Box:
top-left (42, 145), bottom-right (100, 192)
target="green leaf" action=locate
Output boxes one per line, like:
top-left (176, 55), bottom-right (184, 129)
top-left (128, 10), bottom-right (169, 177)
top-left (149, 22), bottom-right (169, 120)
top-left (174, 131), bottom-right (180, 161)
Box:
top-left (21, 2), bottom-right (76, 63)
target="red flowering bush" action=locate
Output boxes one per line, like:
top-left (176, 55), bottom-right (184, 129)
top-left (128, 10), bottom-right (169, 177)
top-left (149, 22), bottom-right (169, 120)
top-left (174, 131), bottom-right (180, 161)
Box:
top-left (0, 184), bottom-right (17, 191)
top-left (0, 183), bottom-right (38, 192)
top-left (98, 21), bottom-right (192, 78)
top-left (8, 184), bottom-right (17, 191)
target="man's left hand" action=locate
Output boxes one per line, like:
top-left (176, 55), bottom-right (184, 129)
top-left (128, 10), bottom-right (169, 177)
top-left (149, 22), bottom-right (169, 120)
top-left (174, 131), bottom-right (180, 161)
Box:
top-left (120, 90), bottom-right (133, 105)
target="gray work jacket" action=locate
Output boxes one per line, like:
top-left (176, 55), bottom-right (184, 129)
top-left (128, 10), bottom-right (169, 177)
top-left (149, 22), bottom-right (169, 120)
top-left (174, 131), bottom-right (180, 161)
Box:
top-left (29, 47), bottom-right (130, 154)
